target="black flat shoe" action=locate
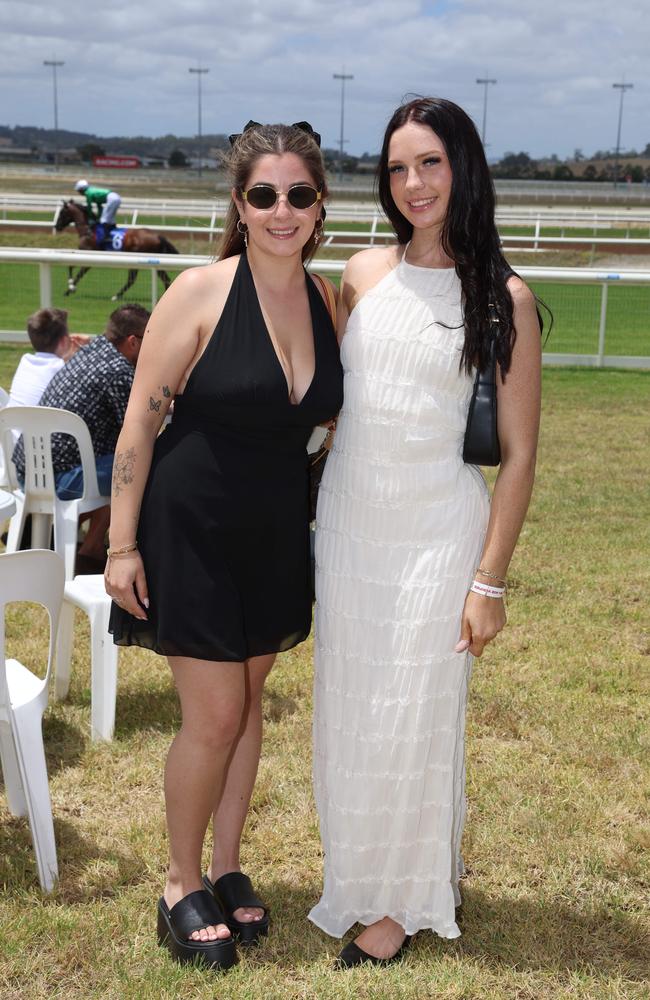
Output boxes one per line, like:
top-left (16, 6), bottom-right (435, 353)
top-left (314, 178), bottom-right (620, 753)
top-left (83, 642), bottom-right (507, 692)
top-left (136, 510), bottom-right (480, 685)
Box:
top-left (202, 871), bottom-right (269, 946)
top-left (157, 889), bottom-right (237, 970)
top-left (335, 934), bottom-right (412, 969)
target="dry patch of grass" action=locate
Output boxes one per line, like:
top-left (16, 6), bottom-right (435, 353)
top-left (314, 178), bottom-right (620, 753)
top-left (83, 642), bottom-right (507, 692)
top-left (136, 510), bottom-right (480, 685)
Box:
top-left (0, 369), bottom-right (649, 1000)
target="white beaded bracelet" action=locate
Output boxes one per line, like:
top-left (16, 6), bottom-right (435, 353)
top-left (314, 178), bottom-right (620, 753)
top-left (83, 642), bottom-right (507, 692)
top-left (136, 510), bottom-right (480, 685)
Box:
top-left (470, 580), bottom-right (506, 599)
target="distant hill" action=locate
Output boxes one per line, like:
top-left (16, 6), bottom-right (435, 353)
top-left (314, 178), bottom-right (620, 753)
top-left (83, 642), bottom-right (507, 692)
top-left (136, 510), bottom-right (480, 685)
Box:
top-left (0, 125), bottom-right (230, 158)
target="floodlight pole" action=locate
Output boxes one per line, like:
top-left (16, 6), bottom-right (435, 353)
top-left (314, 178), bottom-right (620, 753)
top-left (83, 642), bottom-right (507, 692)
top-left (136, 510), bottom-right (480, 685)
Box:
top-left (476, 75), bottom-right (497, 146)
top-left (333, 70), bottom-right (354, 182)
top-left (189, 67), bottom-right (209, 178)
top-left (612, 81), bottom-right (633, 188)
top-left (43, 59), bottom-right (64, 171)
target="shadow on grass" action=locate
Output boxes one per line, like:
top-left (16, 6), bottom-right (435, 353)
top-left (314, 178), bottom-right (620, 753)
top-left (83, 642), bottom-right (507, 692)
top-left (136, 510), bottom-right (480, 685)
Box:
top-left (0, 813), bottom-right (141, 902)
top-left (41, 713), bottom-right (86, 775)
top-left (262, 687), bottom-right (298, 724)
top-left (111, 685), bottom-right (180, 738)
top-left (243, 880), bottom-right (647, 982)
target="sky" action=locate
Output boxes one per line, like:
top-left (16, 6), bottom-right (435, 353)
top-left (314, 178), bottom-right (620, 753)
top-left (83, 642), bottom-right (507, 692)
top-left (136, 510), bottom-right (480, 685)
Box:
top-left (0, 0), bottom-right (646, 161)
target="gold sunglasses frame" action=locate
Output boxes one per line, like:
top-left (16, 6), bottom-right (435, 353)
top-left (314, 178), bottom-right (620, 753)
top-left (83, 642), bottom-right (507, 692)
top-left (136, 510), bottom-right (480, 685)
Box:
top-left (241, 184), bottom-right (322, 210)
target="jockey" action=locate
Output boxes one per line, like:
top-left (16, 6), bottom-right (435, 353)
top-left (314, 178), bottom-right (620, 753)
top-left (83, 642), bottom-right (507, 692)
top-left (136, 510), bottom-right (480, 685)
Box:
top-left (74, 180), bottom-right (122, 228)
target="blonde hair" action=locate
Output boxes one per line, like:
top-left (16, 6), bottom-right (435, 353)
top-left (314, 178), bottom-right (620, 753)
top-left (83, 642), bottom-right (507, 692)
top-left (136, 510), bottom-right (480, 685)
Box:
top-left (220, 123), bottom-right (327, 263)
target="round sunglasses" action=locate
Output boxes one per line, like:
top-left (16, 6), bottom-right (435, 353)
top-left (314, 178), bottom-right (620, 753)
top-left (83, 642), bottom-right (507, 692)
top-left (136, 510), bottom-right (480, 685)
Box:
top-left (242, 183), bottom-right (322, 211)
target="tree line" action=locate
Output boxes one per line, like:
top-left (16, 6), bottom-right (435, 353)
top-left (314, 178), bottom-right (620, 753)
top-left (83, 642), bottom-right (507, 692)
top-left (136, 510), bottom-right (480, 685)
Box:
top-left (2, 126), bottom-right (649, 181)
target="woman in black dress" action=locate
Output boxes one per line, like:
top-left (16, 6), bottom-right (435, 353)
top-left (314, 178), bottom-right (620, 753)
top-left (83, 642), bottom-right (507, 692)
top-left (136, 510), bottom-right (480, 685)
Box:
top-left (105, 121), bottom-right (343, 969)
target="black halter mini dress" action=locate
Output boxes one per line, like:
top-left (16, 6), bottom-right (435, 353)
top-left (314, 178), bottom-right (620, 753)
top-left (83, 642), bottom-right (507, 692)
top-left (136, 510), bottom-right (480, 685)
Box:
top-left (109, 251), bottom-right (343, 662)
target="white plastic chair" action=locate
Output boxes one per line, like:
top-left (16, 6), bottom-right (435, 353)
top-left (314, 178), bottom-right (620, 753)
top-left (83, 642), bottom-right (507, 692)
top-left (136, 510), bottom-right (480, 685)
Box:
top-left (0, 407), bottom-right (119, 741)
top-left (55, 574), bottom-right (119, 742)
top-left (0, 488), bottom-right (16, 522)
top-left (0, 549), bottom-right (65, 892)
top-left (0, 386), bottom-right (9, 487)
top-left (0, 406), bottom-right (110, 579)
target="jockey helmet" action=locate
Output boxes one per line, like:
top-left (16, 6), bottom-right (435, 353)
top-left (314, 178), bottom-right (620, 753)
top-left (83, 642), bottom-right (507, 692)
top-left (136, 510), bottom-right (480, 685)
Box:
top-left (74, 179), bottom-right (89, 192)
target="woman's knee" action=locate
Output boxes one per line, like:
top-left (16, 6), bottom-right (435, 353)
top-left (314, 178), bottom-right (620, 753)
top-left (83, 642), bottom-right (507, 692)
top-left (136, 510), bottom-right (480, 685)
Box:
top-left (180, 695), bottom-right (245, 750)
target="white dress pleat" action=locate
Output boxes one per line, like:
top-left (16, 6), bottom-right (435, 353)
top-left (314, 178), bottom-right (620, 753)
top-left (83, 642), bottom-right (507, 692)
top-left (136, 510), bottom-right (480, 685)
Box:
top-left (309, 254), bottom-right (490, 939)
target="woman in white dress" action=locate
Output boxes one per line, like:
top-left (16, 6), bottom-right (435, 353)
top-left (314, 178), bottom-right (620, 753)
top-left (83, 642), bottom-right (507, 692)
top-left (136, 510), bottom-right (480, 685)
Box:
top-left (309, 97), bottom-right (543, 966)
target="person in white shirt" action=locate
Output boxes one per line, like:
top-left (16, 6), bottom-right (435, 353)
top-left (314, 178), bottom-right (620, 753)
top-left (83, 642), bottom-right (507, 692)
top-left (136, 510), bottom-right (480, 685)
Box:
top-left (7, 308), bottom-right (87, 408)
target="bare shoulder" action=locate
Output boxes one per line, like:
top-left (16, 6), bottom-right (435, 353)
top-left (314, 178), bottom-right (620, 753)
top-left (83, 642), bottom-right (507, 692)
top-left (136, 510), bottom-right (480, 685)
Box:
top-left (343, 245), bottom-right (401, 283)
top-left (507, 273), bottom-right (536, 310)
top-left (168, 255), bottom-right (239, 298)
top-left (342, 246), bottom-right (401, 313)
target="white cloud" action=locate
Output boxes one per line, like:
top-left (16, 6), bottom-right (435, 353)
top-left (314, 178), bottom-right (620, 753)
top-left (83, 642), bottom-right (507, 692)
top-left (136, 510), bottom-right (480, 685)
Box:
top-left (0, 0), bottom-right (646, 157)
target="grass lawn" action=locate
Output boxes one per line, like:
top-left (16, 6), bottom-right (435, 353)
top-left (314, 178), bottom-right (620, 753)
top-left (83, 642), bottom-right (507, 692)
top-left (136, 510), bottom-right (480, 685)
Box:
top-left (0, 369), bottom-right (648, 999)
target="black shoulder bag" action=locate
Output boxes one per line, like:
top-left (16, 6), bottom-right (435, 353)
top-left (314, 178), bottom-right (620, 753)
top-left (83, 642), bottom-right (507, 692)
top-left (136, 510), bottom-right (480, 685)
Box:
top-left (462, 302), bottom-right (501, 467)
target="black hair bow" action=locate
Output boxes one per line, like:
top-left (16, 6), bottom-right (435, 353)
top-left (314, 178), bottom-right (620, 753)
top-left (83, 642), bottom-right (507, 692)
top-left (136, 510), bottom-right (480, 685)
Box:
top-left (228, 120), bottom-right (321, 147)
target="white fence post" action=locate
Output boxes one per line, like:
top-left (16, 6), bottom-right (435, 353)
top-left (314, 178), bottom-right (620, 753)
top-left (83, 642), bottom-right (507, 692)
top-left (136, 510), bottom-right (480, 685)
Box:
top-left (39, 262), bottom-right (52, 308)
top-left (597, 283), bottom-right (608, 368)
top-left (150, 269), bottom-right (159, 309)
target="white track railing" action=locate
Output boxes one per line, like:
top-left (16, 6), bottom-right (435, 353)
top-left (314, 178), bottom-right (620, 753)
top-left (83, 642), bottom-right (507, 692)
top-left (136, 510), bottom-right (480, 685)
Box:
top-left (4, 192), bottom-right (650, 227)
top-left (0, 247), bottom-right (649, 369)
top-left (3, 215), bottom-right (650, 255)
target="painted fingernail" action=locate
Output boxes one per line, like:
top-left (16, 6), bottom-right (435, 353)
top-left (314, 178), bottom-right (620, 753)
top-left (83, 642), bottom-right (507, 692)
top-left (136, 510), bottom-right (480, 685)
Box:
top-left (455, 640), bottom-right (470, 652)
top-left (143, 598), bottom-right (150, 608)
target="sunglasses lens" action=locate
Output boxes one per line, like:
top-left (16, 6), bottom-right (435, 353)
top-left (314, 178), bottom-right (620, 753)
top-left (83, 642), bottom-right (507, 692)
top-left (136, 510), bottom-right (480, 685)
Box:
top-left (288, 185), bottom-right (319, 209)
top-left (244, 185), bottom-right (319, 209)
top-left (245, 185), bottom-right (277, 209)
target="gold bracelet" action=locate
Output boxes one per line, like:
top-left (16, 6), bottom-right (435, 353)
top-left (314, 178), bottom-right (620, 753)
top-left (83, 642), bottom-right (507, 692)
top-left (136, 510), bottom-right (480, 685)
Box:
top-left (107, 542), bottom-right (138, 557)
top-left (476, 566), bottom-right (507, 586)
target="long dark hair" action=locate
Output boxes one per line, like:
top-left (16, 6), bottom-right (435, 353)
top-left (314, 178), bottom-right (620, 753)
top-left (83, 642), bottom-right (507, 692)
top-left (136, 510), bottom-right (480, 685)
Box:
top-left (220, 123), bottom-right (327, 263)
top-left (378, 96), bottom-right (527, 375)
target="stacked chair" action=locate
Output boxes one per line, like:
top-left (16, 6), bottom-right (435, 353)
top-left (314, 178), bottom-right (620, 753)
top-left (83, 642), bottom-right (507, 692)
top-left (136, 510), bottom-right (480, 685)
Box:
top-left (0, 549), bottom-right (65, 892)
top-left (0, 400), bottom-right (129, 891)
top-left (0, 406), bottom-right (119, 742)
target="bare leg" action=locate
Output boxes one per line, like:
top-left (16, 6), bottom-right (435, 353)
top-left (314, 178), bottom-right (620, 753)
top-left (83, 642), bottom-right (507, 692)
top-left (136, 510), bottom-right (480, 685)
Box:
top-left (209, 652), bottom-right (276, 923)
top-left (164, 655), bottom-right (247, 942)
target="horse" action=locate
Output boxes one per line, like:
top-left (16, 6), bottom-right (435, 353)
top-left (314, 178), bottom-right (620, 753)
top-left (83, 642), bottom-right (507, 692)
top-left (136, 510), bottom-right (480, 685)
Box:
top-left (53, 199), bottom-right (179, 299)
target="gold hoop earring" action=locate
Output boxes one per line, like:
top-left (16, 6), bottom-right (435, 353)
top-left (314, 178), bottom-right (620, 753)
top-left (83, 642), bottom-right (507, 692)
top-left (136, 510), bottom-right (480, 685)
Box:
top-left (313, 218), bottom-right (324, 246)
top-left (237, 218), bottom-right (248, 248)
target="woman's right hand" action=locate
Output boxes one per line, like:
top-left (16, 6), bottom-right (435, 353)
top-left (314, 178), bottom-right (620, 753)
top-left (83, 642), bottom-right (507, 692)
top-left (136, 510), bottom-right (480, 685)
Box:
top-left (104, 551), bottom-right (149, 620)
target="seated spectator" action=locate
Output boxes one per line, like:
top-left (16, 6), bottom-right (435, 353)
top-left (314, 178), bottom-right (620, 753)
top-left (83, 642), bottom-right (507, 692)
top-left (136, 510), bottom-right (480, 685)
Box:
top-left (7, 307), bottom-right (88, 409)
top-left (12, 303), bottom-right (150, 571)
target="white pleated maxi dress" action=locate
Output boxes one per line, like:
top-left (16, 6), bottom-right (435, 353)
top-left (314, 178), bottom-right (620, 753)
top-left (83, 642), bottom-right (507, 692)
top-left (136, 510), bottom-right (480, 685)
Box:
top-left (309, 252), bottom-right (491, 939)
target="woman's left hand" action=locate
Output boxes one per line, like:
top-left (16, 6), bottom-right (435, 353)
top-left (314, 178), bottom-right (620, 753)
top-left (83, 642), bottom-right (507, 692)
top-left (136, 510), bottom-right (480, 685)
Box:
top-left (454, 592), bottom-right (506, 657)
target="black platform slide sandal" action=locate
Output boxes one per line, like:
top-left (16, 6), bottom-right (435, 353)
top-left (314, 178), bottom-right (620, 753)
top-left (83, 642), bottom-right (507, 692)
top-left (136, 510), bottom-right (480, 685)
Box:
top-left (157, 889), bottom-right (238, 970)
top-left (335, 935), bottom-right (412, 969)
top-left (202, 871), bottom-right (269, 946)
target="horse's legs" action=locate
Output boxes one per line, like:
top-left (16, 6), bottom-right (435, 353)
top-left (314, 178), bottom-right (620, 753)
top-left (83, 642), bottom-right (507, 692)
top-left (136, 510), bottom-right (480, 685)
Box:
top-left (158, 270), bottom-right (172, 290)
top-left (65, 265), bottom-right (90, 296)
top-left (111, 269), bottom-right (139, 301)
